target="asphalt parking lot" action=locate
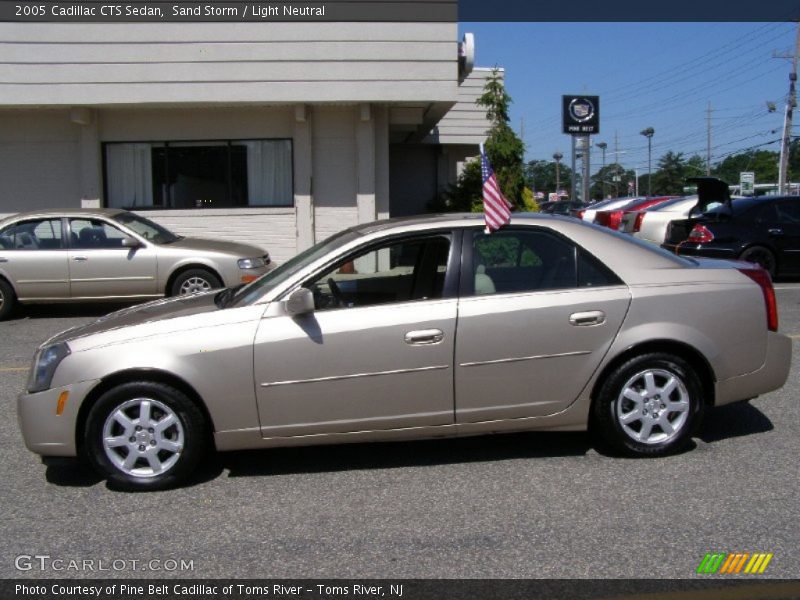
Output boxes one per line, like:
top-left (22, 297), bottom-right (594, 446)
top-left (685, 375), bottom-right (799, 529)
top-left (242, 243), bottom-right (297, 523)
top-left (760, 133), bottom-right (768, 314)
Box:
top-left (1, 290), bottom-right (798, 580)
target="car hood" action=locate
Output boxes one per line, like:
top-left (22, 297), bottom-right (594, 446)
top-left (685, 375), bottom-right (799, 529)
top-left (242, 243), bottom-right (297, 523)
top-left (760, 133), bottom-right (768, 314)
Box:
top-left (45, 292), bottom-right (223, 347)
top-left (164, 236), bottom-right (267, 258)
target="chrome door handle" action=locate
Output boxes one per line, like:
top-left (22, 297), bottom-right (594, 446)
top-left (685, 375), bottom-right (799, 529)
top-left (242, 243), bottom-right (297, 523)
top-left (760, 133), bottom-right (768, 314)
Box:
top-left (404, 329), bottom-right (444, 345)
top-left (569, 310), bottom-right (606, 326)
top-left (0, 257), bottom-right (7, 263)
top-left (768, 228), bottom-right (784, 236)
top-left (72, 256), bottom-right (88, 262)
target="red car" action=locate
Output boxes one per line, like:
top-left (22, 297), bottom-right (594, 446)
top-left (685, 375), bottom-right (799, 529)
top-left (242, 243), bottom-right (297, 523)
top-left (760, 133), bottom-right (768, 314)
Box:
top-left (594, 196), bottom-right (677, 231)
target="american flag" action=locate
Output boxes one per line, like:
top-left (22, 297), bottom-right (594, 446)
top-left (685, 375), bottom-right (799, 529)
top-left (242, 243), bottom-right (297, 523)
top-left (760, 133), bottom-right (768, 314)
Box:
top-left (480, 144), bottom-right (512, 233)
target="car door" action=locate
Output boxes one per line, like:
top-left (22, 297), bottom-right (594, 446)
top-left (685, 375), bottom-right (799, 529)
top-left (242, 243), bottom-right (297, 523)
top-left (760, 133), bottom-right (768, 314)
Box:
top-left (455, 227), bottom-right (631, 422)
top-left (253, 232), bottom-right (459, 438)
top-left (67, 217), bottom-right (158, 298)
top-left (0, 217), bottom-right (69, 300)
top-left (771, 200), bottom-right (800, 274)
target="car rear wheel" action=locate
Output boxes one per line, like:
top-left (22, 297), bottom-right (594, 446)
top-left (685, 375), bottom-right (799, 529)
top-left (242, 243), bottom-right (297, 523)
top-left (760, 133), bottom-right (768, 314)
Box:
top-left (739, 246), bottom-right (776, 279)
top-left (170, 268), bottom-right (222, 296)
top-left (0, 278), bottom-right (16, 320)
top-left (85, 381), bottom-right (208, 490)
top-left (591, 353), bottom-right (704, 457)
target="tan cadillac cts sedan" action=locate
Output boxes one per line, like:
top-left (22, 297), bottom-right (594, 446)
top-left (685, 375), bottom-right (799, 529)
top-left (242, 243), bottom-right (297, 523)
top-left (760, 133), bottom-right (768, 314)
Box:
top-left (17, 214), bottom-right (791, 490)
top-left (0, 209), bottom-right (272, 319)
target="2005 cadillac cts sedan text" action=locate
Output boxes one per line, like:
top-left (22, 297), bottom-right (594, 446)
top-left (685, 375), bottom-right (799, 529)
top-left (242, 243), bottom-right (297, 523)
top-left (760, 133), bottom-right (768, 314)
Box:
top-left (17, 214), bottom-right (791, 490)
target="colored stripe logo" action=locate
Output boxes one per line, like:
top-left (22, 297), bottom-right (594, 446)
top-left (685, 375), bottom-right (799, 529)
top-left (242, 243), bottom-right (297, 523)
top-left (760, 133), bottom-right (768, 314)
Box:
top-left (697, 552), bottom-right (773, 574)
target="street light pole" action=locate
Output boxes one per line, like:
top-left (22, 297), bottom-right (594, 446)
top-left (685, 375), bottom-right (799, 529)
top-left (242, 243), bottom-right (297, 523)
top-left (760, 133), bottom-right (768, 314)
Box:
top-left (553, 152), bottom-right (563, 198)
top-left (596, 142), bottom-right (607, 199)
top-left (640, 127), bottom-right (655, 196)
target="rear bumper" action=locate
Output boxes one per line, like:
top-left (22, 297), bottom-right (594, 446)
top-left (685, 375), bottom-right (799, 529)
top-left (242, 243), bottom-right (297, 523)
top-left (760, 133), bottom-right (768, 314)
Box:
top-left (715, 331), bottom-right (792, 406)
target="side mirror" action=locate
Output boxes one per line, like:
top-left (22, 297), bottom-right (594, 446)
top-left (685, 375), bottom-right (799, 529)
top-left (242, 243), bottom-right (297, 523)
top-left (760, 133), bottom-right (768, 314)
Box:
top-left (284, 287), bottom-right (314, 316)
top-left (121, 237), bottom-right (142, 248)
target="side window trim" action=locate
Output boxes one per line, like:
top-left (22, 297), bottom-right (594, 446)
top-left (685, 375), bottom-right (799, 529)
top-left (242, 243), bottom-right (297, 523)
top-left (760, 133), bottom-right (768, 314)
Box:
top-left (68, 217), bottom-right (129, 250)
top-left (291, 229), bottom-right (460, 310)
top-left (0, 218), bottom-right (67, 251)
top-left (462, 226), bottom-right (576, 297)
top-left (460, 225), bottom-right (622, 298)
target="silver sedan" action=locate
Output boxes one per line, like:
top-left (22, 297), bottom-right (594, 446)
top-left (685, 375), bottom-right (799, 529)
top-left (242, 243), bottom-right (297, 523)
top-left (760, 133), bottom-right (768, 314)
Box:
top-left (17, 214), bottom-right (791, 490)
top-left (0, 208), bottom-right (271, 319)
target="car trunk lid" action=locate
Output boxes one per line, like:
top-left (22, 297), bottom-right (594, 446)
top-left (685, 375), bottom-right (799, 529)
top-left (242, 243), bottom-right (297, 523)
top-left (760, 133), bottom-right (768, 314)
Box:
top-left (664, 177), bottom-right (732, 243)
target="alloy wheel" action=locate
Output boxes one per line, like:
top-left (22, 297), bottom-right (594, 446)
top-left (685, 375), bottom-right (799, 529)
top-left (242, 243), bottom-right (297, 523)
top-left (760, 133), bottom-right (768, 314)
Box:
top-left (179, 276), bottom-right (212, 295)
top-left (102, 397), bottom-right (185, 478)
top-left (615, 368), bottom-right (690, 445)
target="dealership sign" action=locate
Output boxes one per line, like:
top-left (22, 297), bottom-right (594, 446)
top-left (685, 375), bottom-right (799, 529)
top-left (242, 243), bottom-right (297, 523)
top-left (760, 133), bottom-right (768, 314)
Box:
top-left (740, 172), bottom-right (755, 196)
top-left (562, 95), bottom-right (600, 135)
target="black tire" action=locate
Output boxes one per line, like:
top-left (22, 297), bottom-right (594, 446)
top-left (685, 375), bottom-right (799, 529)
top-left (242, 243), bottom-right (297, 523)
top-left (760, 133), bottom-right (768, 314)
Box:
top-left (0, 278), bottom-right (16, 320)
top-left (84, 381), bottom-right (208, 490)
top-left (739, 246), bottom-right (777, 279)
top-left (169, 268), bottom-right (222, 296)
top-left (591, 353), bottom-right (704, 457)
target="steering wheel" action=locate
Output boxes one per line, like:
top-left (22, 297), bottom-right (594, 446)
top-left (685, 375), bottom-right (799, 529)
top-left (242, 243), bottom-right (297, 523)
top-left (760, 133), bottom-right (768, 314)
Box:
top-left (327, 278), bottom-right (344, 307)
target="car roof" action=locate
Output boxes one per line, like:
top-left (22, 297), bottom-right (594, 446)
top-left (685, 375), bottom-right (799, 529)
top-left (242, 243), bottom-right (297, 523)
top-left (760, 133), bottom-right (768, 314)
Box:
top-left (350, 212), bottom-right (605, 236)
top-left (0, 208), bottom-right (126, 226)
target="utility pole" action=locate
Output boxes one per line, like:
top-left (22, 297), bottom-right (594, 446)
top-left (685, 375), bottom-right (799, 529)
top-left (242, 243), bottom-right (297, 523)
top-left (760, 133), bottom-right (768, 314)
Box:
top-left (706, 101), bottom-right (712, 175)
top-left (570, 136), bottom-right (577, 202)
top-left (776, 21), bottom-right (799, 195)
top-left (596, 142), bottom-right (607, 199)
top-left (582, 137), bottom-right (591, 203)
top-left (614, 131), bottom-right (621, 197)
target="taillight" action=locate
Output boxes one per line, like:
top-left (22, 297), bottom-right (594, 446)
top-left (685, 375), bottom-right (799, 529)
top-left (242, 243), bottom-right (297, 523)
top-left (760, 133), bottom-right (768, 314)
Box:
top-left (633, 212), bottom-right (646, 233)
top-left (738, 267), bottom-right (778, 332)
top-left (688, 224), bottom-right (714, 243)
top-left (608, 210), bottom-right (623, 230)
top-left (595, 211), bottom-right (622, 229)
top-left (575, 210), bottom-right (585, 219)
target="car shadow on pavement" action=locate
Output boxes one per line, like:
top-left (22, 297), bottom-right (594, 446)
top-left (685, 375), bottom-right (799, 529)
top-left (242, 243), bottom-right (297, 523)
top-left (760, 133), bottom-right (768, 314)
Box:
top-left (698, 401), bottom-right (774, 443)
top-left (43, 457), bottom-right (103, 487)
top-left (40, 404), bottom-right (774, 489)
top-left (219, 432), bottom-right (593, 479)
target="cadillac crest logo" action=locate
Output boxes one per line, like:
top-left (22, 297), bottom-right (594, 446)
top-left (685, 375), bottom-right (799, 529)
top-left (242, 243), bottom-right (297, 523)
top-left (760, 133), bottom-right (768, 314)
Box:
top-left (562, 95), bottom-right (600, 134)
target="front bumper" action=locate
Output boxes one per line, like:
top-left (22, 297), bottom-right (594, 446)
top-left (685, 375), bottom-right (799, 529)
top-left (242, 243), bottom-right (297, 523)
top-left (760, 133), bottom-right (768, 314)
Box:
top-left (715, 331), bottom-right (792, 406)
top-left (17, 379), bottom-right (100, 457)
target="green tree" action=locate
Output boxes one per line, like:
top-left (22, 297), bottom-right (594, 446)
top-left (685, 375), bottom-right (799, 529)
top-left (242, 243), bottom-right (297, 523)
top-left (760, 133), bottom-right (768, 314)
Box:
top-left (591, 163), bottom-right (635, 199)
top-left (685, 154), bottom-right (708, 177)
top-left (652, 151), bottom-right (687, 195)
top-left (525, 159), bottom-right (573, 198)
top-left (435, 68), bottom-right (525, 212)
top-left (712, 150), bottom-right (779, 186)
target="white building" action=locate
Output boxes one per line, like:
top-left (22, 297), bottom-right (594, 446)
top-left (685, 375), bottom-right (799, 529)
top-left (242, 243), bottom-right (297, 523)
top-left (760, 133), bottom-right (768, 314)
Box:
top-left (0, 19), bottom-right (496, 262)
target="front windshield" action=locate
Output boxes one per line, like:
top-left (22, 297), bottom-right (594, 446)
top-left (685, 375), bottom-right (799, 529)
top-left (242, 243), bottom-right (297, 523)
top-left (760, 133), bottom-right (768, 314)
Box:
top-left (230, 227), bottom-right (361, 306)
top-left (113, 212), bottom-right (180, 244)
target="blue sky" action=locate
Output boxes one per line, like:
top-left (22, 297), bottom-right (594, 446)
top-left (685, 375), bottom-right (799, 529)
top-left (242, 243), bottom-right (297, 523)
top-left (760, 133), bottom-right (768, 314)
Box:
top-left (458, 22), bottom-right (798, 173)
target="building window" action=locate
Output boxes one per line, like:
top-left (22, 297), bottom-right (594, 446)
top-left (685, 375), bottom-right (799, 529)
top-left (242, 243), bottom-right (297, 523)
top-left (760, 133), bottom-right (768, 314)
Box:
top-left (104, 139), bottom-right (293, 209)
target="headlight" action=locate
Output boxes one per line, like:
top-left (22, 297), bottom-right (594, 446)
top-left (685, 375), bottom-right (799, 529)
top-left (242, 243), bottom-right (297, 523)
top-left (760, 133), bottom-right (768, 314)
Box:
top-left (27, 342), bottom-right (70, 393)
top-left (238, 256), bottom-right (267, 269)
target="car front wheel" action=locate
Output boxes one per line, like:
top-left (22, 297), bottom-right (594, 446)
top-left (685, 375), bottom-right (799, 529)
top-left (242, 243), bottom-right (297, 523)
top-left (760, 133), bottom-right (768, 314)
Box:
top-left (85, 381), bottom-right (208, 490)
top-left (0, 278), bottom-right (16, 320)
top-left (170, 268), bottom-right (222, 296)
top-left (591, 353), bottom-right (704, 456)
